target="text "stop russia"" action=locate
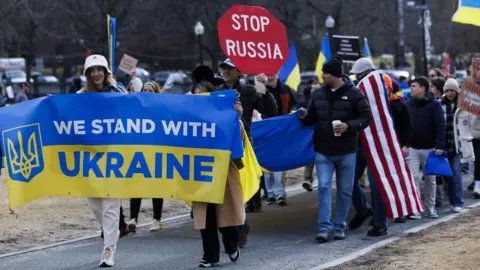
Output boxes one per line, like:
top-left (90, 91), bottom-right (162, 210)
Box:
top-left (226, 14), bottom-right (283, 60)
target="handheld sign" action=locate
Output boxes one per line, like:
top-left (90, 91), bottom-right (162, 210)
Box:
top-left (458, 58), bottom-right (480, 115)
top-left (217, 5), bottom-right (289, 75)
top-left (118, 54), bottom-right (138, 75)
top-left (332, 35), bottom-right (361, 62)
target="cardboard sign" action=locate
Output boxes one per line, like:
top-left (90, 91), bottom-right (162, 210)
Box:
top-left (118, 54), bottom-right (138, 75)
top-left (217, 5), bottom-right (289, 75)
top-left (458, 58), bottom-right (480, 115)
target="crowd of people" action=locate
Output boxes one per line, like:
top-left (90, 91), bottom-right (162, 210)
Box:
top-left (1, 53), bottom-right (479, 268)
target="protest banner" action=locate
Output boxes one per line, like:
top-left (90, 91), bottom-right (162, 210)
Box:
top-left (217, 5), bottom-right (289, 75)
top-left (118, 53), bottom-right (138, 75)
top-left (458, 58), bottom-right (480, 115)
top-left (0, 91), bottom-right (242, 208)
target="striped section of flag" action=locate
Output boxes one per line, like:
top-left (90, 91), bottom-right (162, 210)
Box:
top-left (278, 42), bottom-right (301, 91)
top-left (358, 71), bottom-right (424, 219)
top-left (452, 0), bottom-right (480, 27)
top-left (315, 33), bottom-right (332, 83)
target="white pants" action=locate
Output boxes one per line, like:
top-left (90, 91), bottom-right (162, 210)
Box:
top-left (406, 148), bottom-right (436, 208)
top-left (87, 198), bottom-right (121, 248)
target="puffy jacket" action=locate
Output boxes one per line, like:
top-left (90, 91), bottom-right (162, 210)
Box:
top-left (266, 80), bottom-right (297, 115)
top-left (220, 81), bottom-right (277, 140)
top-left (407, 91), bottom-right (446, 150)
top-left (390, 96), bottom-right (412, 147)
top-left (302, 76), bottom-right (372, 156)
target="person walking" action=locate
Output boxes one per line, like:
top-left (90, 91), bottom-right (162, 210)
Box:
top-left (78, 54), bottom-right (128, 267)
top-left (257, 72), bottom-right (296, 206)
top-left (441, 78), bottom-right (469, 212)
top-left (218, 59), bottom-right (277, 247)
top-left (299, 56), bottom-right (372, 243)
top-left (192, 86), bottom-right (244, 268)
top-left (406, 76), bottom-right (446, 219)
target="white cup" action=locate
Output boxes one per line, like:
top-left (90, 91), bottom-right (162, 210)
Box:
top-left (332, 120), bottom-right (342, 136)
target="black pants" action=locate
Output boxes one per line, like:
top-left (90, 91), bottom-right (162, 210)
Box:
top-left (130, 198), bottom-right (164, 222)
top-left (200, 204), bottom-right (238, 263)
top-left (473, 139), bottom-right (480, 181)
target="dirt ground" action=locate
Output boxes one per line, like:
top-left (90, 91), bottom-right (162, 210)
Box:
top-left (334, 207), bottom-right (480, 270)
top-left (0, 168), bottom-right (305, 254)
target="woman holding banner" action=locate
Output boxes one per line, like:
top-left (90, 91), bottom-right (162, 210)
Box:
top-left (78, 54), bottom-right (127, 267)
top-left (191, 80), bottom-right (244, 268)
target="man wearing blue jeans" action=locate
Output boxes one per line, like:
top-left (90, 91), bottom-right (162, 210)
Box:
top-left (300, 57), bottom-right (372, 243)
top-left (264, 171), bottom-right (287, 206)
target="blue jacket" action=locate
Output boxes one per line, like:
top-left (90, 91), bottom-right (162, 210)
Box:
top-left (407, 91), bottom-right (445, 150)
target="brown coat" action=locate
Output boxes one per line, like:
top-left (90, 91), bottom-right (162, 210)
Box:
top-left (192, 161), bottom-right (246, 230)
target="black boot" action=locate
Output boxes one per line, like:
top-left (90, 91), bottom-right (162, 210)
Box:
top-left (349, 209), bottom-right (373, 230)
top-left (367, 226), bottom-right (388, 237)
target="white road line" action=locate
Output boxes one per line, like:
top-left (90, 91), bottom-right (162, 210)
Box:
top-left (310, 201), bottom-right (480, 270)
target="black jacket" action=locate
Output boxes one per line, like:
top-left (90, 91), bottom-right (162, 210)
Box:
top-left (390, 97), bottom-right (412, 147)
top-left (302, 76), bottom-right (372, 155)
top-left (266, 80), bottom-right (297, 115)
top-left (407, 91), bottom-right (446, 150)
top-left (221, 81), bottom-right (277, 139)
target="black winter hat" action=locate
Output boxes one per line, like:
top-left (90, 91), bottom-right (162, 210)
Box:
top-left (322, 56), bottom-right (343, 78)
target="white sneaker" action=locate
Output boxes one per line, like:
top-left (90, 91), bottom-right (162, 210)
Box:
top-left (100, 246), bottom-right (115, 267)
top-left (408, 213), bottom-right (422, 220)
top-left (473, 181), bottom-right (480, 199)
top-left (149, 219), bottom-right (163, 232)
top-left (127, 219), bottom-right (137, 233)
top-left (427, 207), bottom-right (438, 218)
top-left (451, 206), bottom-right (462, 213)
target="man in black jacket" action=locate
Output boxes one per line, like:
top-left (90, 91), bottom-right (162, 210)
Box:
top-left (406, 76), bottom-right (446, 219)
top-left (300, 57), bottom-right (372, 243)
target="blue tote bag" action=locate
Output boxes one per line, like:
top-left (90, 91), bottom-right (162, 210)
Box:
top-left (424, 151), bottom-right (452, 177)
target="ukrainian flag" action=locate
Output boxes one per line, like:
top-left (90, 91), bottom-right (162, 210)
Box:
top-left (453, 0), bottom-right (480, 27)
top-left (315, 33), bottom-right (332, 83)
top-left (362, 37), bottom-right (372, 59)
top-left (278, 43), bottom-right (301, 91)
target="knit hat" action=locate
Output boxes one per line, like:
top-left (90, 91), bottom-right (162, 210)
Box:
top-left (431, 77), bottom-right (446, 95)
top-left (443, 78), bottom-right (460, 93)
top-left (322, 56), bottom-right (343, 78)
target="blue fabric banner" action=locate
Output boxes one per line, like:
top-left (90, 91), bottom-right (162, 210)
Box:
top-left (252, 111), bottom-right (314, 172)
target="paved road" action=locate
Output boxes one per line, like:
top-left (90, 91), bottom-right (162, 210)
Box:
top-left (1, 179), bottom-right (477, 270)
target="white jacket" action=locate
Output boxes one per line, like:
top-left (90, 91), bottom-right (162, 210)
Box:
top-left (454, 109), bottom-right (475, 163)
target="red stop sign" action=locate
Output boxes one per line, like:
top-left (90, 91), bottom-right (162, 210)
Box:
top-left (217, 5), bottom-right (289, 75)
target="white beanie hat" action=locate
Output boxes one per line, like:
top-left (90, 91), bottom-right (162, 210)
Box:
top-left (443, 78), bottom-right (460, 93)
top-left (84, 54), bottom-right (111, 75)
top-left (350, 57), bottom-right (375, 74)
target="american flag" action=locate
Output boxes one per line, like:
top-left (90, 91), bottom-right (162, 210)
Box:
top-left (358, 71), bottom-right (424, 219)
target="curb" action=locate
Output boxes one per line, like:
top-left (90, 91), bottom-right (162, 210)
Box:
top-left (311, 200), bottom-right (480, 270)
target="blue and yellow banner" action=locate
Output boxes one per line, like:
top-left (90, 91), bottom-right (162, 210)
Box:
top-left (452, 0), bottom-right (480, 27)
top-left (252, 111), bottom-right (314, 172)
top-left (0, 92), bottom-right (242, 208)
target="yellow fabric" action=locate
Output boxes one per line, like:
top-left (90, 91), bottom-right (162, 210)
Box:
top-left (453, 6), bottom-right (480, 27)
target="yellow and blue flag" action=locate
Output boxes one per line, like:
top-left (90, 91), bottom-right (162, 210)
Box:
top-left (0, 91), bottom-right (243, 208)
top-left (278, 43), bottom-right (301, 91)
top-left (315, 33), bottom-right (332, 83)
top-left (453, 0), bottom-right (480, 27)
top-left (107, 15), bottom-right (117, 72)
top-left (252, 111), bottom-right (314, 172)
